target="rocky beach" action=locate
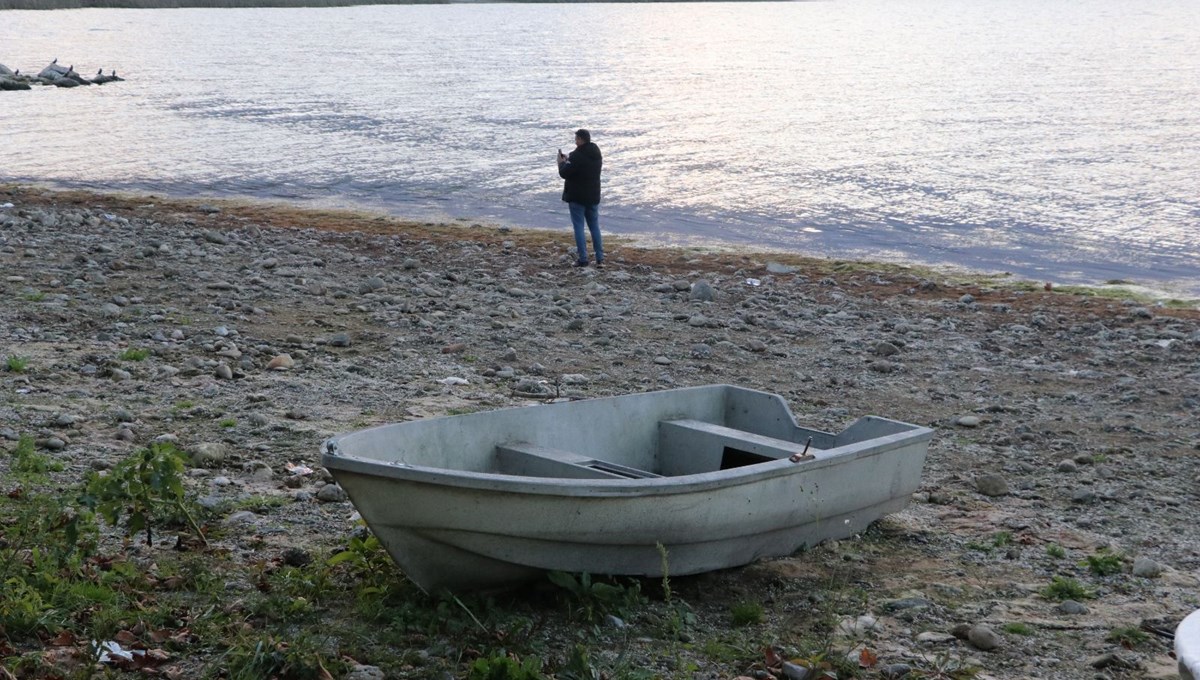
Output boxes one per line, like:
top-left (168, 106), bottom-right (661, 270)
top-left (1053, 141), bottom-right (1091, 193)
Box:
top-left (2, 184), bottom-right (1198, 679)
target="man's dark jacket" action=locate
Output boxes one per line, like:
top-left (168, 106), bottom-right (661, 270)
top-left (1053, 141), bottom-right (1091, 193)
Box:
top-left (559, 142), bottom-right (602, 205)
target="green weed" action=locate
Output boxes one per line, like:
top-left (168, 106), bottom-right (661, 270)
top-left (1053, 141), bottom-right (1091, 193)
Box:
top-left (1083, 549), bottom-right (1124, 576)
top-left (22, 290), bottom-right (45, 302)
top-left (546, 571), bottom-right (645, 622)
top-left (219, 418), bottom-right (238, 428)
top-left (1040, 576), bottom-right (1094, 601)
top-left (468, 650), bottom-right (546, 680)
top-left (119, 347), bottom-right (151, 361)
top-left (730, 600), bottom-right (764, 627)
top-left (1045, 544), bottom-right (1066, 559)
top-left (5, 355), bottom-right (30, 373)
top-left (80, 442), bottom-right (207, 547)
top-left (222, 632), bottom-right (346, 680)
top-left (9, 434), bottom-right (64, 477)
top-left (1002, 622), bottom-right (1034, 635)
top-left (1106, 625), bottom-right (1150, 648)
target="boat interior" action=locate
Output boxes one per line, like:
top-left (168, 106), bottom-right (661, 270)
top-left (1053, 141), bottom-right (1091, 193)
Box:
top-left (495, 417), bottom-right (827, 479)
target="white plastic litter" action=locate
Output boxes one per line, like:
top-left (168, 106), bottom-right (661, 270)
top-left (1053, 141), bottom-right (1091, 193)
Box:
top-left (438, 377), bottom-right (469, 385)
top-left (285, 462), bottom-right (314, 476)
top-left (96, 640), bottom-right (143, 664)
top-left (0, 202), bottom-right (14, 209)
top-left (745, 278), bottom-right (762, 286)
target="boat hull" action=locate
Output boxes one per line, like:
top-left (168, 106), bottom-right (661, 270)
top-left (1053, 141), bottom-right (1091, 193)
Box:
top-left (322, 385), bottom-right (933, 592)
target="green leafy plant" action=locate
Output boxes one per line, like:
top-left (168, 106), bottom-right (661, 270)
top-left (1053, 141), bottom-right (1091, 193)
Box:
top-left (1002, 622), bottom-right (1033, 635)
top-left (556, 643), bottom-right (655, 680)
top-left (991, 531), bottom-right (1013, 548)
top-left (81, 442), bottom-right (206, 547)
top-left (219, 418), bottom-right (238, 428)
top-left (5, 355), bottom-right (29, 373)
top-left (119, 347), bottom-right (151, 361)
top-left (1045, 543), bottom-right (1066, 559)
top-left (1040, 576), bottom-right (1094, 601)
top-left (730, 600), bottom-right (765, 627)
top-left (1083, 549), bottom-right (1124, 576)
top-left (223, 633), bottom-right (345, 680)
top-left (1106, 625), bottom-right (1149, 648)
top-left (546, 571), bottom-right (644, 622)
top-left (10, 434), bottom-right (64, 477)
top-left (22, 291), bottom-right (45, 302)
top-left (468, 651), bottom-right (545, 680)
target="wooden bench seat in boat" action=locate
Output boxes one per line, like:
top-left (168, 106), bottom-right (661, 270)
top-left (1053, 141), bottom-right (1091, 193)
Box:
top-left (495, 442), bottom-right (663, 480)
top-left (658, 419), bottom-right (819, 476)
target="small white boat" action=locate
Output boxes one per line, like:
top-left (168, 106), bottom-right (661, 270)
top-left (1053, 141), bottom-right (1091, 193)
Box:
top-left (1179, 609), bottom-right (1200, 680)
top-left (321, 385), bottom-right (933, 592)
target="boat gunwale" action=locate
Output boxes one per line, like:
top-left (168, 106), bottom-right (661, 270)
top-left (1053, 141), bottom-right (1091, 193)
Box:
top-left (320, 426), bottom-right (934, 498)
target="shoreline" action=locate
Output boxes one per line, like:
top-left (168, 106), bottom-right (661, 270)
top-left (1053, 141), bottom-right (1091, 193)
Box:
top-left (2, 182), bottom-right (1200, 678)
top-left (6, 183), bottom-right (1197, 310)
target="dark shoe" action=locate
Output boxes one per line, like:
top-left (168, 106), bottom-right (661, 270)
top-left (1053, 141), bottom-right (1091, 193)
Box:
top-left (573, 260), bottom-right (589, 268)
top-left (595, 260), bottom-right (605, 269)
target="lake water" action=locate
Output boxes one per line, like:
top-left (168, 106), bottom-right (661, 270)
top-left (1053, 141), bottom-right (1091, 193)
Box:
top-left (3, 1), bottom-right (1199, 293)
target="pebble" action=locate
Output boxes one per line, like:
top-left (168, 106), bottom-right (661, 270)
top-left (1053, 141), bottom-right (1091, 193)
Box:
top-left (40, 437), bottom-right (66, 450)
top-left (1057, 600), bottom-right (1088, 615)
top-left (916, 631), bottom-right (956, 643)
top-left (967, 624), bottom-right (1001, 651)
top-left (265, 354), bottom-right (294, 370)
top-left (1056, 459), bottom-right (1078, 473)
top-left (873, 342), bottom-right (900, 357)
top-left (224, 511), bottom-right (257, 526)
top-left (215, 364), bottom-right (233, 380)
top-left (1132, 556), bottom-right (1162, 577)
top-left (780, 662), bottom-right (810, 680)
top-left (690, 280), bottom-right (715, 302)
top-left (330, 332), bottom-right (352, 347)
top-left (956, 415), bottom-right (982, 428)
top-left (191, 442), bottom-right (228, 467)
top-left (975, 474), bottom-right (1009, 497)
top-left (838, 615), bottom-right (877, 637)
top-left (653, 356), bottom-right (673, 365)
top-left (316, 484), bottom-right (348, 502)
top-left (1071, 488), bottom-right (1096, 504)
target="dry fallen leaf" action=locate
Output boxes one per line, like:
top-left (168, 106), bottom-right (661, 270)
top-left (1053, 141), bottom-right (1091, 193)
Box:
top-left (859, 647), bottom-right (878, 668)
top-left (48, 629), bottom-right (77, 646)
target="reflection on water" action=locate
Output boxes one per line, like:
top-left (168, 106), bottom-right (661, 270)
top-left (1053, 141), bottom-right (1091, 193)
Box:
top-left (2, 1), bottom-right (1199, 292)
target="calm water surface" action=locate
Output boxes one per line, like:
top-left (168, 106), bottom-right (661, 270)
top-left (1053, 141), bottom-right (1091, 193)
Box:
top-left (3, 1), bottom-right (1199, 292)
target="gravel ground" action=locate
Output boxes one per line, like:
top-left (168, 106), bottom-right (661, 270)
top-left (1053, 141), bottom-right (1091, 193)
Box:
top-left (2, 185), bottom-right (1198, 679)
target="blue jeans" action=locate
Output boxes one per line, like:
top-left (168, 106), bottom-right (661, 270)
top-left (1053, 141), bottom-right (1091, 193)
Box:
top-left (568, 202), bottom-right (603, 264)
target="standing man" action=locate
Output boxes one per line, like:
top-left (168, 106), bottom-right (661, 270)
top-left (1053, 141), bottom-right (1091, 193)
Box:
top-left (557, 128), bottom-right (604, 268)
